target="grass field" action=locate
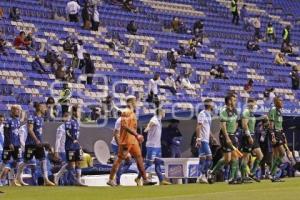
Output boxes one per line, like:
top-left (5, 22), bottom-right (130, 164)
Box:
top-left (1, 178), bottom-right (300, 200)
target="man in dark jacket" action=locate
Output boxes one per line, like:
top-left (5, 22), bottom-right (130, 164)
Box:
top-left (84, 53), bottom-right (95, 85)
top-left (32, 56), bottom-right (48, 73)
top-left (291, 67), bottom-right (299, 90)
top-left (127, 20), bottom-right (137, 35)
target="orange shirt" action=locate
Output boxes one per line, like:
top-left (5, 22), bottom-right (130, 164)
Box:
top-left (119, 108), bottom-right (138, 145)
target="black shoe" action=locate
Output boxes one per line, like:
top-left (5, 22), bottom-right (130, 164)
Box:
top-left (242, 177), bottom-right (253, 184)
top-left (207, 170), bottom-right (216, 184)
top-left (271, 176), bottom-right (285, 183)
top-left (249, 174), bottom-right (261, 182)
top-left (228, 179), bottom-right (238, 185)
top-left (143, 179), bottom-right (157, 186)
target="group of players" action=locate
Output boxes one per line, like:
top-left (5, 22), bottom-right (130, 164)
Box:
top-left (107, 94), bottom-right (292, 186)
top-left (0, 103), bottom-right (86, 186)
top-left (0, 92), bottom-right (292, 187)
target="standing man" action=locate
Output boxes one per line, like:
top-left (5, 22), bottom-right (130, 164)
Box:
top-left (0, 105), bottom-right (22, 186)
top-left (240, 98), bottom-right (263, 182)
top-left (268, 97), bottom-right (292, 182)
top-left (196, 99), bottom-right (215, 184)
top-left (135, 108), bottom-right (171, 185)
top-left (18, 103), bottom-right (55, 186)
top-left (231, 0), bottom-right (239, 25)
top-left (208, 94), bottom-right (240, 184)
top-left (107, 95), bottom-right (156, 186)
top-left (282, 25), bottom-right (291, 45)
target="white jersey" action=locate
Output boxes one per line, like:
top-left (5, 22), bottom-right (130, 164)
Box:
top-left (146, 116), bottom-right (162, 148)
top-left (111, 117), bottom-right (121, 146)
top-left (197, 110), bottom-right (212, 143)
top-left (55, 124), bottom-right (66, 153)
top-left (0, 124), bottom-right (4, 151)
top-left (66, 1), bottom-right (80, 15)
top-left (19, 124), bottom-right (27, 151)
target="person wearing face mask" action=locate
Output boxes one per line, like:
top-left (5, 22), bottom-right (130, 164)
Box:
top-left (240, 98), bottom-right (263, 183)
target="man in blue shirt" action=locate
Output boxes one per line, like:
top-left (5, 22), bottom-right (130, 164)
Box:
top-left (0, 105), bottom-right (22, 186)
top-left (17, 102), bottom-right (55, 186)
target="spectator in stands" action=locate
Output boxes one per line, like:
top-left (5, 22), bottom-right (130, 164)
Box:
top-left (193, 20), bottom-right (204, 44)
top-left (66, 0), bottom-right (81, 22)
top-left (0, 7), bottom-right (4, 20)
top-left (240, 5), bottom-right (250, 31)
top-left (290, 66), bottom-right (299, 90)
top-left (9, 7), bottom-right (21, 21)
top-left (14, 31), bottom-right (31, 50)
top-left (282, 25), bottom-right (291, 45)
top-left (55, 60), bottom-right (66, 80)
top-left (63, 37), bottom-right (75, 53)
top-left (251, 15), bottom-right (261, 39)
top-left (123, 0), bottom-right (137, 12)
top-left (45, 97), bottom-right (60, 121)
top-left (171, 17), bottom-right (187, 34)
top-left (281, 41), bottom-right (293, 54)
top-left (91, 5), bottom-right (100, 31)
top-left (147, 73), bottom-right (163, 107)
top-left (32, 56), bottom-right (48, 73)
top-left (90, 106), bottom-right (101, 120)
top-left (167, 49), bottom-right (178, 69)
top-left (210, 65), bottom-right (219, 78)
top-left (58, 83), bottom-right (71, 115)
top-left (175, 75), bottom-right (182, 88)
top-left (45, 49), bottom-right (59, 67)
top-left (163, 73), bottom-right (177, 95)
top-left (215, 65), bottom-right (228, 79)
top-left (127, 20), bottom-right (137, 35)
top-left (244, 78), bottom-right (254, 93)
top-left (266, 22), bottom-right (276, 43)
top-left (76, 40), bottom-right (85, 69)
top-left (264, 88), bottom-right (275, 107)
top-left (182, 73), bottom-right (195, 92)
top-left (83, 53), bottom-right (95, 85)
top-left (247, 37), bottom-right (260, 51)
top-left (231, 0), bottom-right (239, 25)
top-left (25, 31), bottom-right (35, 50)
top-left (0, 32), bottom-right (7, 56)
top-left (101, 95), bottom-right (114, 117)
top-left (82, 2), bottom-right (91, 29)
top-left (274, 52), bottom-right (290, 66)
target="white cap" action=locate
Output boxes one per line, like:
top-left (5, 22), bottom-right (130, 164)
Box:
top-left (126, 95), bottom-right (136, 101)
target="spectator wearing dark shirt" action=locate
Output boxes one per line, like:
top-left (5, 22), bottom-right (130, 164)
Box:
top-left (244, 78), bottom-right (254, 93)
top-left (9, 7), bottom-right (21, 21)
top-left (32, 56), bottom-right (48, 73)
top-left (127, 20), bottom-right (137, 35)
top-left (193, 20), bottom-right (203, 44)
top-left (83, 53), bottom-right (95, 85)
top-left (290, 67), bottom-right (299, 90)
top-left (0, 31), bottom-right (7, 56)
top-left (281, 41), bottom-right (292, 54)
top-left (82, 2), bottom-right (91, 29)
top-left (167, 49), bottom-right (178, 69)
top-left (171, 17), bottom-right (187, 34)
top-left (14, 31), bottom-right (31, 50)
top-left (25, 32), bottom-right (35, 50)
top-left (63, 37), bottom-right (75, 53)
top-left (247, 38), bottom-right (260, 51)
top-left (123, 0), bottom-right (137, 12)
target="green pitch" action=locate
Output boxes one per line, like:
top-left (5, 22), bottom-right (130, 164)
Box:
top-left (1, 178), bottom-right (300, 200)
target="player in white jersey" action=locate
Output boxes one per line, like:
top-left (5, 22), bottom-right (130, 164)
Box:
top-left (196, 99), bottom-right (215, 183)
top-left (135, 108), bottom-right (171, 185)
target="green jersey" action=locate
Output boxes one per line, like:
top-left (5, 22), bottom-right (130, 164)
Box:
top-left (242, 108), bottom-right (256, 134)
top-left (268, 107), bottom-right (283, 131)
top-left (220, 106), bottom-right (238, 134)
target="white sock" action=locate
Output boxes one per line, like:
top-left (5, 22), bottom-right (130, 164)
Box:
top-left (41, 160), bottom-right (48, 180)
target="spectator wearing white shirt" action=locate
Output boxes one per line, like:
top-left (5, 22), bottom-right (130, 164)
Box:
top-left (147, 73), bottom-right (163, 107)
top-left (66, 0), bottom-right (81, 22)
top-left (182, 74), bottom-right (195, 92)
top-left (163, 73), bottom-right (177, 95)
top-left (251, 15), bottom-right (261, 39)
top-left (76, 40), bottom-right (85, 70)
top-left (91, 5), bottom-right (100, 31)
top-left (0, 114), bottom-right (4, 163)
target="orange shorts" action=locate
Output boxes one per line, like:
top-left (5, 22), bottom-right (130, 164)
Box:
top-left (118, 143), bottom-right (141, 159)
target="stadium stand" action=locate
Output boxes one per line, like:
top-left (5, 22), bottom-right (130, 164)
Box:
top-left (0, 0), bottom-right (299, 119)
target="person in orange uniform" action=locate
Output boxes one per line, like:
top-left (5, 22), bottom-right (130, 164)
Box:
top-left (107, 95), bottom-right (156, 186)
